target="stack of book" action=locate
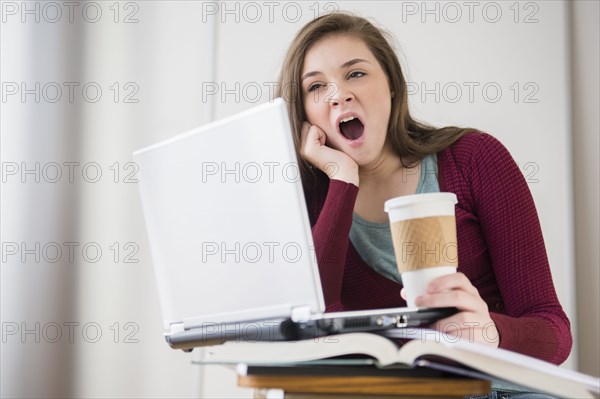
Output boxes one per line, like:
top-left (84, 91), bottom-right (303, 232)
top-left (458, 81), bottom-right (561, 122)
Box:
top-left (196, 328), bottom-right (600, 399)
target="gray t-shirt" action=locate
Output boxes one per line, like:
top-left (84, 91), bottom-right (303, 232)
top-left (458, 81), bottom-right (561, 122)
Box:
top-left (349, 153), bottom-right (440, 283)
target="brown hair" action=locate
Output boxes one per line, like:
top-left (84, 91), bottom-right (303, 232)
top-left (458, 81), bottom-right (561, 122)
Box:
top-left (276, 11), bottom-right (475, 188)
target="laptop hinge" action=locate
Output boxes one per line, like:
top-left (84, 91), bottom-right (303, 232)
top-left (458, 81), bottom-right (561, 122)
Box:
top-left (290, 305), bottom-right (312, 322)
top-left (168, 322), bottom-right (185, 336)
top-left (182, 304), bottom-right (295, 329)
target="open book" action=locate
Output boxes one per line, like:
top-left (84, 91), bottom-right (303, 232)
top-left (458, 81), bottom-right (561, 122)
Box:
top-left (200, 329), bottom-right (600, 399)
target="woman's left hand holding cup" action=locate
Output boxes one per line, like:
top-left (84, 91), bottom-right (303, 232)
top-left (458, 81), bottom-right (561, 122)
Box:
top-left (402, 272), bottom-right (500, 347)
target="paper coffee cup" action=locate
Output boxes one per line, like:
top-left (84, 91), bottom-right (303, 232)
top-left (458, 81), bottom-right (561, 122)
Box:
top-left (384, 193), bottom-right (458, 307)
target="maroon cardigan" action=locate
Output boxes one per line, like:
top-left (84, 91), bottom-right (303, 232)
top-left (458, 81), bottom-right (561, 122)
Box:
top-left (304, 132), bottom-right (572, 365)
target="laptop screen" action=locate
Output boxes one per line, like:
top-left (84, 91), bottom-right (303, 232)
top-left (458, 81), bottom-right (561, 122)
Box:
top-left (134, 99), bottom-right (325, 330)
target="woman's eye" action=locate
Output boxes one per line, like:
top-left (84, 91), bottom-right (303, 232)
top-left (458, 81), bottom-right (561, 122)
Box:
top-left (308, 83), bottom-right (325, 92)
top-left (348, 71), bottom-right (365, 79)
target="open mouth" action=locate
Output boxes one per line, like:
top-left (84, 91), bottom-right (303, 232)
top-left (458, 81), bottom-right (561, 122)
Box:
top-left (339, 116), bottom-right (364, 141)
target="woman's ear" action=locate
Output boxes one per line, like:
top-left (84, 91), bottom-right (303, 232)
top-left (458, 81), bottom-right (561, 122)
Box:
top-left (390, 91), bottom-right (395, 98)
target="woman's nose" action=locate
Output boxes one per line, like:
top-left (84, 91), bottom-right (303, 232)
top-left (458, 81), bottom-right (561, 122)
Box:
top-left (328, 83), bottom-right (354, 107)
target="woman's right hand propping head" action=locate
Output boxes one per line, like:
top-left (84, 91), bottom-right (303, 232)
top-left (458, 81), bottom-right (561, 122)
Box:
top-left (300, 122), bottom-right (359, 186)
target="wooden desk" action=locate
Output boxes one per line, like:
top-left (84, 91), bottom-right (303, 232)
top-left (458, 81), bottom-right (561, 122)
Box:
top-left (239, 373), bottom-right (491, 398)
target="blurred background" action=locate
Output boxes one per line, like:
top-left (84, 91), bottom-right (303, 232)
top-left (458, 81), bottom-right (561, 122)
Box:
top-left (1, 1), bottom-right (598, 397)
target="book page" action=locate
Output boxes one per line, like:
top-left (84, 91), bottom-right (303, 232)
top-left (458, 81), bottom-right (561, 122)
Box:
top-left (199, 333), bottom-right (400, 366)
top-left (382, 328), bottom-right (600, 398)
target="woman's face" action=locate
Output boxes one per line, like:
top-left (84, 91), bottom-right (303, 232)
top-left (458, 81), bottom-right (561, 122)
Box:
top-left (301, 34), bottom-right (392, 166)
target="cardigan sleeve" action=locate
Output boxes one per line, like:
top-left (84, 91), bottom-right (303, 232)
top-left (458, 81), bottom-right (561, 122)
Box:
top-left (466, 133), bottom-right (572, 364)
top-left (308, 179), bottom-right (358, 312)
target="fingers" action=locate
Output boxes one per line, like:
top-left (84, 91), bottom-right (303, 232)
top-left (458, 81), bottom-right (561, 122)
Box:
top-left (300, 122), bottom-right (310, 159)
top-left (300, 122), bottom-right (312, 150)
top-left (426, 272), bottom-right (479, 297)
top-left (414, 273), bottom-right (486, 313)
top-left (432, 316), bottom-right (500, 347)
top-left (414, 272), bottom-right (497, 346)
top-left (432, 312), bottom-right (493, 331)
top-left (431, 315), bottom-right (500, 347)
top-left (300, 122), bottom-right (325, 161)
top-left (299, 121), bottom-right (359, 185)
top-left (301, 122), bottom-right (325, 146)
top-left (415, 288), bottom-right (485, 313)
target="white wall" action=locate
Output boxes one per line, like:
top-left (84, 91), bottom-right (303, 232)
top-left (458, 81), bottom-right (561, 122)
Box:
top-left (1, 2), bottom-right (217, 397)
top-left (571, 0), bottom-right (600, 378)
top-left (1, 12), bottom-right (81, 398)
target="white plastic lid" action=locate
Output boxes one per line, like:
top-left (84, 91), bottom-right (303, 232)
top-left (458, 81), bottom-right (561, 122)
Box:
top-left (384, 192), bottom-right (458, 222)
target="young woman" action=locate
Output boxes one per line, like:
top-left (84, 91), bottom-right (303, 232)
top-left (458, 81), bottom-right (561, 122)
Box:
top-left (275, 11), bottom-right (572, 376)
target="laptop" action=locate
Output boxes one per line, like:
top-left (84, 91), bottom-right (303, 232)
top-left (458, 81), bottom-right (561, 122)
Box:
top-left (133, 98), bottom-right (456, 351)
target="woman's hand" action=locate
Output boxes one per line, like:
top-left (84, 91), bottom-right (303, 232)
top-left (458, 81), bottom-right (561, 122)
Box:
top-left (401, 272), bottom-right (500, 347)
top-left (300, 122), bottom-right (359, 186)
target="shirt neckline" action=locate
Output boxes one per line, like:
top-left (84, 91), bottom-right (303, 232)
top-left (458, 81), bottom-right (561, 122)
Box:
top-left (352, 212), bottom-right (389, 228)
top-left (352, 154), bottom-right (434, 227)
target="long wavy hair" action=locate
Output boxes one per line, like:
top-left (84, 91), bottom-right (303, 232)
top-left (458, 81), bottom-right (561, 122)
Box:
top-left (276, 12), bottom-right (475, 189)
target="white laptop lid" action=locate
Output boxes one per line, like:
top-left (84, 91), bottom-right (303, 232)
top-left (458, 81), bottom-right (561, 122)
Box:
top-left (134, 98), bottom-right (325, 330)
